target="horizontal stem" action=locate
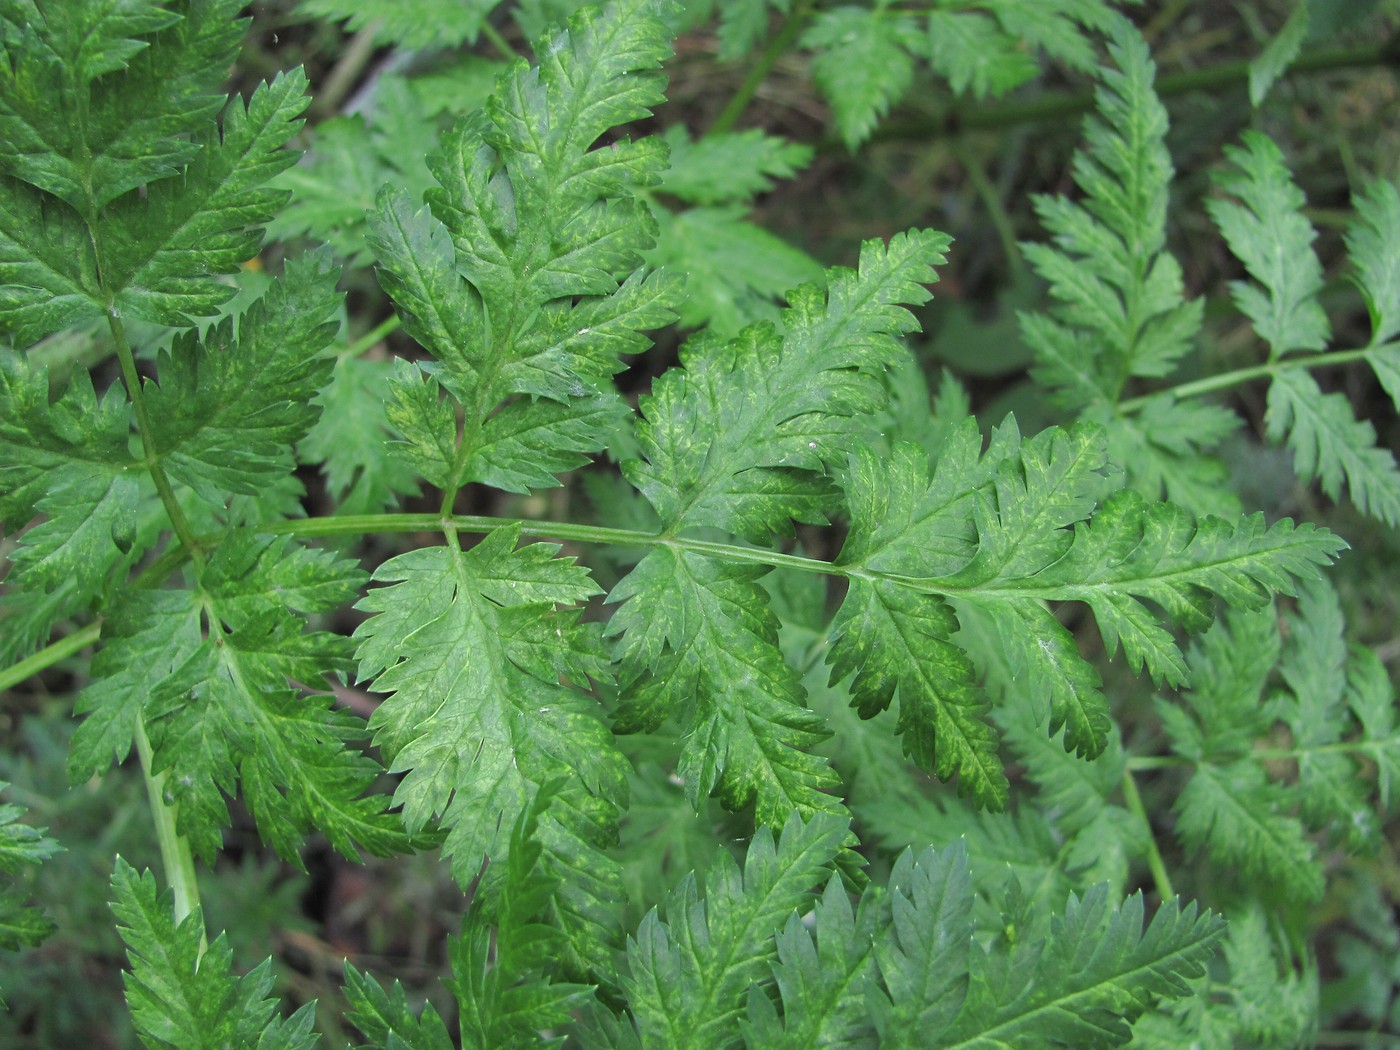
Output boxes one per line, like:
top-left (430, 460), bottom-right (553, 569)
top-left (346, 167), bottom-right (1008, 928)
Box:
top-left (1117, 343), bottom-right (1390, 414)
top-left (1125, 754), bottom-right (1191, 772)
top-left (253, 512), bottom-right (859, 579)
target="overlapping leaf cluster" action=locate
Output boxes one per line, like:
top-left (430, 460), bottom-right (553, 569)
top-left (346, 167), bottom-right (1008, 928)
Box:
top-left (0, 1), bottom-right (1393, 1047)
top-left (0, 0), bottom-right (408, 867)
top-left (351, 0), bottom-right (681, 977)
top-left (1021, 10), bottom-right (1400, 525)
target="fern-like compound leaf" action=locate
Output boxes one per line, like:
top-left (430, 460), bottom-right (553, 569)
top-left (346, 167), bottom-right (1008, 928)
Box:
top-left (1174, 760), bottom-right (1324, 903)
top-left (1208, 131), bottom-right (1330, 359)
top-left (368, 0), bottom-right (679, 499)
top-left (110, 860), bottom-right (318, 1050)
top-left (1020, 19), bottom-right (1201, 410)
top-left (828, 414), bottom-right (1340, 784)
top-left (1348, 180), bottom-right (1400, 350)
top-left (0, 0), bottom-right (309, 342)
top-left (613, 230), bottom-right (948, 824)
top-left (741, 875), bottom-right (881, 1048)
top-left (626, 229), bottom-right (949, 540)
top-left (804, 7), bottom-right (918, 150)
top-left (620, 811), bottom-right (850, 1049)
top-left (829, 440), bottom-right (1005, 808)
top-left (870, 839), bottom-right (976, 1045)
top-left (355, 526), bottom-right (627, 974)
top-left (76, 535), bottom-right (407, 865)
top-left (1266, 368), bottom-right (1400, 526)
top-left (452, 785), bottom-right (595, 1048)
top-left (343, 963), bottom-right (455, 1050)
top-left (0, 0), bottom-right (241, 211)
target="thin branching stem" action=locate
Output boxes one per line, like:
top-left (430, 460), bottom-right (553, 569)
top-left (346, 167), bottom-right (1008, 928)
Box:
top-left (134, 720), bottom-right (207, 956)
top-left (1116, 343), bottom-right (1391, 414)
top-left (106, 310), bottom-right (204, 565)
top-left (1120, 766), bottom-right (1176, 902)
top-left (707, 0), bottom-right (812, 136)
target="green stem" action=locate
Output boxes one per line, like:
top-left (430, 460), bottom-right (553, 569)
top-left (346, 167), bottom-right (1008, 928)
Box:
top-left (0, 622), bottom-right (102, 693)
top-left (861, 36), bottom-right (1400, 147)
top-left (253, 512), bottom-right (858, 578)
top-left (1116, 343), bottom-right (1390, 414)
top-left (480, 20), bottom-right (518, 61)
top-left (1120, 766), bottom-right (1175, 902)
top-left (707, 1), bottom-right (812, 136)
top-left (106, 310), bottom-right (204, 564)
top-left (313, 22), bottom-right (382, 119)
top-left (134, 720), bottom-right (206, 952)
top-left (952, 137), bottom-right (1023, 275)
top-left (342, 313), bottom-right (401, 359)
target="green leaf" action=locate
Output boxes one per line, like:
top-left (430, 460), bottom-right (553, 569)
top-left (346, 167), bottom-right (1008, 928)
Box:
top-left (1248, 1), bottom-right (1310, 106)
top-left (0, 782), bottom-right (60, 954)
top-left (620, 811), bottom-right (850, 1050)
top-left (300, 356), bottom-right (422, 515)
top-left (625, 229), bottom-right (949, 540)
top-left (648, 205), bottom-right (824, 335)
top-left (0, 0), bottom-right (242, 210)
top-left (1214, 905), bottom-right (1317, 1046)
top-left (1175, 760), bottom-right (1324, 903)
top-left (452, 784), bottom-right (595, 1047)
top-left (1020, 20), bottom-right (1202, 411)
top-left (367, 0), bottom-right (680, 497)
top-left (944, 887), bottom-right (1225, 1047)
top-left (870, 840), bottom-right (974, 1045)
top-left (1266, 368), bottom-right (1400, 525)
top-left (1099, 397), bottom-right (1241, 516)
top-left (742, 875), bottom-right (880, 1048)
top-left (1160, 603), bottom-right (1280, 762)
top-left (81, 534), bottom-right (407, 865)
top-left (987, 0), bottom-right (1120, 73)
top-left (926, 11), bottom-right (1038, 99)
top-left (272, 76), bottom-right (443, 265)
top-left (828, 442), bottom-right (1005, 808)
top-left (1016, 490), bottom-right (1344, 685)
top-left (0, 9), bottom-right (312, 345)
top-left (713, 0), bottom-right (785, 60)
top-left (110, 859), bottom-right (319, 1050)
top-left (343, 964), bottom-right (455, 1050)
top-left (1349, 644), bottom-right (1400, 811)
top-left (145, 250), bottom-right (343, 503)
top-left (658, 127), bottom-right (812, 206)
top-left (1346, 178), bottom-right (1400, 346)
top-left (0, 351), bottom-right (143, 614)
top-left (805, 7), bottom-right (918, 149)
top-left (354, 526), bottom-right (626, 974)
top-left (299, 0), bottom-right (504, 48)
top-left (1207, 131), bottom-right (1330, 359)
top-left (1276, 579), bottom-right (1377, 848)
top-left (823, 412), bottom-right (1339, 774)
top-left (608, 547), bottom-right (845, 826)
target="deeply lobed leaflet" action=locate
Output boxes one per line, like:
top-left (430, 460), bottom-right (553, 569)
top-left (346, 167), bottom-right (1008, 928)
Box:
top-left (0, 0), bottom-right (1395, 1046)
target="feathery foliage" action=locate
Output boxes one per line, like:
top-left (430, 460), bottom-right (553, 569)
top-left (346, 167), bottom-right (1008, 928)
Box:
top-left (1, 1), bottom-right (1397, 1046)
